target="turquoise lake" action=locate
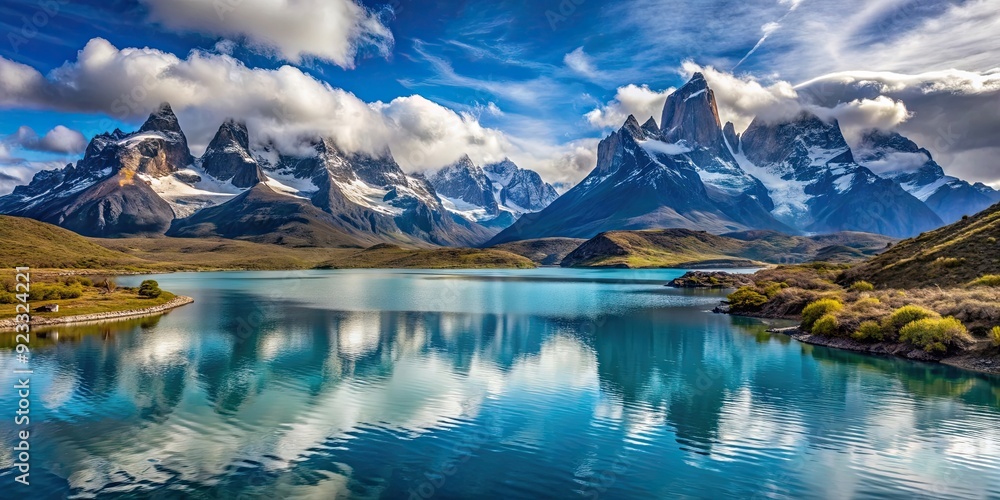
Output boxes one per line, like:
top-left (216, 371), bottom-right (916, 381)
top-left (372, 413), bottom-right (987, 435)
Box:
top-left (2, 269), bottom-right (1000, 498)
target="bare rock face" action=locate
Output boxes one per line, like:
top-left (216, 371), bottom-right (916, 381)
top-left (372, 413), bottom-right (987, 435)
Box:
top-left (660, 73), bottom-right (724, 147)
top-left (723, 121), bottom-right (740, 151)
top-left (739, 112), bottom-right (943, 238)
top-left (201, 119), bottom-right (267, 188)
top-left (428, 155), bottom-right (499, 215)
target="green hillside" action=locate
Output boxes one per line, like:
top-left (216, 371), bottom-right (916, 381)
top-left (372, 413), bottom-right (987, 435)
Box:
top-left (842, 203), bottom-right (1000, 288)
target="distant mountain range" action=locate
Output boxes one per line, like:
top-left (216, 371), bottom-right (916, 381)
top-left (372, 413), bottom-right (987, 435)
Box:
top-left (0, 104), bottom-right (554, 246)
top-left (1, 75), bottom-right (996, 247)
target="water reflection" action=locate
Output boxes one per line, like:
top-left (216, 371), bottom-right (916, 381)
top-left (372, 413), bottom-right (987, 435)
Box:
top-left (0, 270), bottom-right (997, 498)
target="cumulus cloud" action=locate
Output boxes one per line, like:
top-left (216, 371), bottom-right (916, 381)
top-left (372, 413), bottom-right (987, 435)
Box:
top-left (139, 0), bottom-right (393, 68)
top-left (681, 62), bottom-right (800, 131)
top-left (796, 69), bottom-right (1000, 183)
top-left (0, 38), bottom-right (596, 183)
top-left (5, 125), bottom-right (87, 154)
top-left (585, 84), bottom-right (675, 128)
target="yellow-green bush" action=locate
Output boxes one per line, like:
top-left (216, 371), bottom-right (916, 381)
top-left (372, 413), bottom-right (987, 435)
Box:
top-left (853, 297), bottom-right (881, 310)
top-left (728, 287), bottom-right (768, 311)
top-left (885, 305), bottom-right (939, 333)
top-left (802, 298), bottom-right (843, 331)
top-left (852, 321), bottom-right (884, 342)
top-left (760, 281), bottom-right (789, 299)
top-left (812, 314), bottom-right (840, 337)
top-left (849, 281), bottom-right (875, 292)
top-left (970, 275), bottom-right (1000, 287)
top-left (992, 326), bottom-right (1000, 347)
top-left (0, 291), bottom-right (16, 304)
top-left (27, 283), bottom-right (84, 301)
top-left (899, 317), bottom-right (970, 354)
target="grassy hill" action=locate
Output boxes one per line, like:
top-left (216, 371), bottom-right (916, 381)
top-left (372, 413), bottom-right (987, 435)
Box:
top-left (491, 238), bottom-right (586, 265)
top-left (842, 202), bottom-right (1000, 288)
top-left (319, 244), bottom-right (536, 269)
top-left (0, 216), bottom-right (146, 269)
top-left (561, 229), bottom-right (895, 268)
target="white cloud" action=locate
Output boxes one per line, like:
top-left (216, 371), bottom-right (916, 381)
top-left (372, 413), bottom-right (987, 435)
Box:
top-left (796, 69), bottom-right (1000, 183)
top-left (586, 84), bottom-right (675, 128)
top-left (0, 38), bottom-right (595, 185)
top-left (564, 47), bottom-right (603, 80)
top-left (139, 0), bottom-right (393, 68)
top-left (859, 151), bottom-right (929, 175)
top-left (6, 125), bottom-right (87, 154)
top-left (681, 62), bottom-right (800, 132)
top-left (811, 96), bottom-right (911, 141)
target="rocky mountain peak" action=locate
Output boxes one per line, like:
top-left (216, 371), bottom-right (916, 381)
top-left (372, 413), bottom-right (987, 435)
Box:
top-left (139, 102), bottom-right (183, 135)
top-left (723, 121), bottom-right (740, 151)
top-left (201, 119), bottom-right (265, 188)
top-left (641, 117), bottom-right (659, 136)
top-left (660, 73), bottom-right (723, 146)
top-left (741, 111), bottom-right (854, 168)
top-left (208, 119), bottom-right (250, 151)
top-left (622, 114), bottom-right (645, 139)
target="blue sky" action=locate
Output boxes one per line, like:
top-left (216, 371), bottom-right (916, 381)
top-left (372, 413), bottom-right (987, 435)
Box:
top-left (1, 0), bottom-right (998, 191)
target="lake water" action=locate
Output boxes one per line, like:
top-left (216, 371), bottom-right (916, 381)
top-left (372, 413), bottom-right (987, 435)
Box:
top-left (2, 269), bottom-right (1000, 499)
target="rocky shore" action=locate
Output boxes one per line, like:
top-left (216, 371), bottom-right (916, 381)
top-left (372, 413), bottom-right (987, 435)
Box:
top-left (769, 326), bottom-right (1000, 375)
top-left (0, 296), bottom-right (194, 331)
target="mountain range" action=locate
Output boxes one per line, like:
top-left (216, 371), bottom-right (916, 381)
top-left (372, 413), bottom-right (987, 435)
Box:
top-left (489, 73), bottom-right (996, 244)
top-left (0, 104), bottom-right (555, 247)
top-left (1, 74), bottom-right (996, 248)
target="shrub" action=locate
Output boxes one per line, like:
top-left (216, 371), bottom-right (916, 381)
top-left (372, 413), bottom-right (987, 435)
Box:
top-left (992, 327), bottom-right (1000, 348)
top-left (970, 275), bottom-right (1000, 287)
top-left (899, 317), bottom-right (971, 354)
top-left (934, 257), bottom-right (965, 268)
top-left (759, 281), bottom-right (789, 299)
top-left (138, 280), bottom-right (162, 298)
top-left (812, 314), bottom-right (840, 337)
top-left (728, 287), bottom-right (768, 311)
top-left (802, 298), bottom-right (843, 331)
top-left (886, 305), bottom-right (939, 334)
top-left (0, 291), bottom-right (16, 304)
top-left (849, 281), bottom-right (875, 292)
top-left (853, 321), bottom-right (885, 342)
top-left (853, 297), bottom-right (881, 310)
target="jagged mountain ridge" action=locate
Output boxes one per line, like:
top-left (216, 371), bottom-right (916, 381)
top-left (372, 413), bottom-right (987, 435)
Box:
top-left (855, 129), bottom-right (1000, 224)
top-left (0, 103), bottom-right (494, 246)
top-left (488, 74), bottom-right (793, 245)
top-left (492, 72), bottom-right (959, 245)
top-left (427, 155), bottom-right (559, 229)
top-left (734, 112), bottom-right (944, 238)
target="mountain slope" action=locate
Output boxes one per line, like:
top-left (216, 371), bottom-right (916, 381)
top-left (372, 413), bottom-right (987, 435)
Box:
top-left (561, 228), bottom-right (895, 268)
top-left (167, 183), bottom-right (369, 247)
top-left (257, 139), bottom-right (493, 246)
top-left (488, 73), bottom-right (792, 245)
top-left (842, 202), bottom-right (1000, 288)
top-left (855, 129), bottom-right (1000, 224)
top-left (428, 156), bottom-right (558, 228)
top-left (0, 215), bottom-right (144, 268)
top-left (736, 112), bottom-right (943, 238)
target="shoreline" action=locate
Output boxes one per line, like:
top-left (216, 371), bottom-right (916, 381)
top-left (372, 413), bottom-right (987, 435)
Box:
top-left (767, 325), bottom-right (1000, 376)
top-left (0, 296), bottom-right (194, 332)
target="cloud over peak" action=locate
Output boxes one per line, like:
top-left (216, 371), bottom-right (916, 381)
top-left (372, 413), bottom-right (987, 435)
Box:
top-left (139, 0), bottom-right (394, 68)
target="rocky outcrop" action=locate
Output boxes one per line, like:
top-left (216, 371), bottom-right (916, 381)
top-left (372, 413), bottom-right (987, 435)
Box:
top-left (201, 119), bottom-right (267, 188)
